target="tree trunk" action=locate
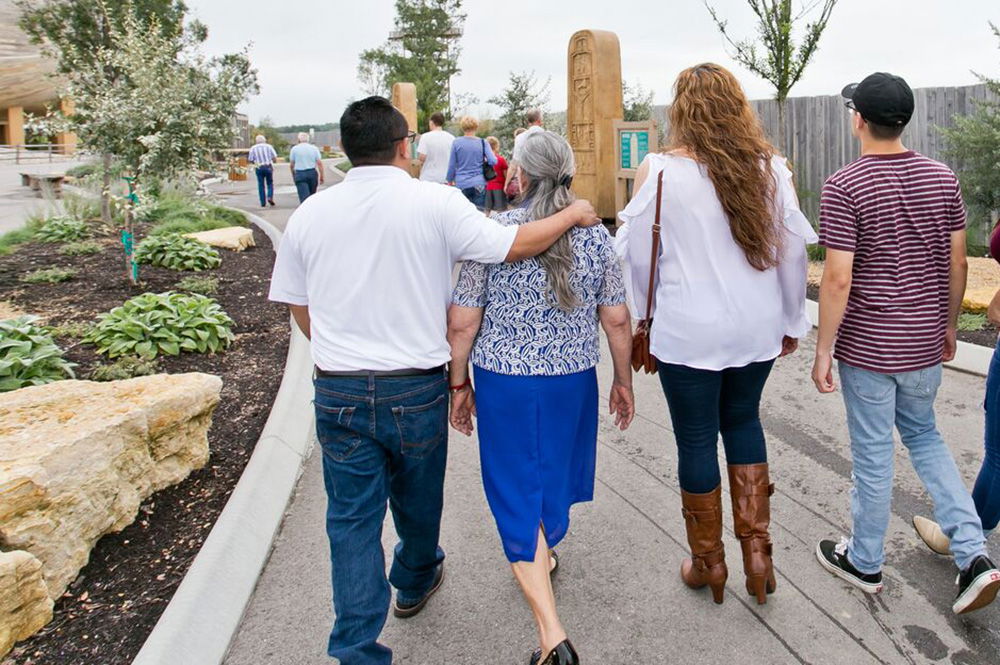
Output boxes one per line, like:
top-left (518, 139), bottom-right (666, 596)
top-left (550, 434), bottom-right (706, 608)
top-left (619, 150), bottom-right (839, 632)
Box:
top-left (123, 203), bottom-right (137, 285)
top-left (776, 101), bottom-right (788, 157)
top-left (101, 153), bottom-right (112, 225)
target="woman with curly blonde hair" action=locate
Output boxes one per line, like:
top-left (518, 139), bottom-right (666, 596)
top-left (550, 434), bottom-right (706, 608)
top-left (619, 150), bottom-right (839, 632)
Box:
top-left (619, 63), bottom-right (816, 605)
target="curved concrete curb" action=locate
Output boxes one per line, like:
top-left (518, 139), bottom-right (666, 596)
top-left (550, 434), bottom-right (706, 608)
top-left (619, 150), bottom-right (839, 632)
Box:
top-left (805, 299), bottom-right (991, 377)
top-left (132, 210), bottom-right (315, 665)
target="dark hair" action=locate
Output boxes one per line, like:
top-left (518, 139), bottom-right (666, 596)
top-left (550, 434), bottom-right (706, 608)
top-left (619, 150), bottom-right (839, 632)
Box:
top-left (340, 96), bottom-right (408, 165)
top-left (866, 120), bottom-right (906, 140)
top-left (429, 111), bottom-right (446, 127)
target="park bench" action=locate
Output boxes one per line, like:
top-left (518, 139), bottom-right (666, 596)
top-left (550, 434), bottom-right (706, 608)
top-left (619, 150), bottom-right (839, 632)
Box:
top-left (20, 172), bottom-right (66, 198)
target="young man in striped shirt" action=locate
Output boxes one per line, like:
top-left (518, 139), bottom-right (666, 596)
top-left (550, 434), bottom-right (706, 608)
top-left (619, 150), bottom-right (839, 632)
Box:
top-left (812, 73), bottom-right (999, 614)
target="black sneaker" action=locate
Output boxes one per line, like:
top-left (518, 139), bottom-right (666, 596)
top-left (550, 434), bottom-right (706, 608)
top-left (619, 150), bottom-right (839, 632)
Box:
top-left (815, 539), bottom-right (884, 594)
top-left (392, 563), bottom-right (444, 619)
top-left (953, 555), bottom-right (1000, 614)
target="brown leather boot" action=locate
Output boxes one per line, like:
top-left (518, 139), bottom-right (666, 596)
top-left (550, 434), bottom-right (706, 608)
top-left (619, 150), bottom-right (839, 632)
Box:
top-left (680, 486), bottom-right (728, 604)
top-left (728, 463), bottom-right (777, 604)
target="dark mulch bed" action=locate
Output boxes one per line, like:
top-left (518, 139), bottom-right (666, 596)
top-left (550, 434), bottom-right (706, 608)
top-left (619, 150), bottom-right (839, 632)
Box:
top-left (805, 284), bottom-right (998, 348)
top-left (0, 220), bottom-right (289, 665)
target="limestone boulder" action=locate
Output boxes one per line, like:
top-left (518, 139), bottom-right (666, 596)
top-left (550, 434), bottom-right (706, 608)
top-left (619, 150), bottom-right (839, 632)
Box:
top-left (184, 226), bottom-right (255, 252)
top-left (0, 550), bottom-right (53, 657)
top-left (0, 373), bottom-right (222, 608)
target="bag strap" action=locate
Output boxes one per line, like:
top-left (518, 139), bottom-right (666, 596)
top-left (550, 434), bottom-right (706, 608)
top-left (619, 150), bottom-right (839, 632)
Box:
top-left (481, 138), bottom-right (486, 162)
top-left (644, 170), bottom-right (664, 322)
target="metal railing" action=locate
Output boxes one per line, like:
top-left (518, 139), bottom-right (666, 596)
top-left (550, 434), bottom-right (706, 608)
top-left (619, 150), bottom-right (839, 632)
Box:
top-left (0, 143), bottom-right (74, 164)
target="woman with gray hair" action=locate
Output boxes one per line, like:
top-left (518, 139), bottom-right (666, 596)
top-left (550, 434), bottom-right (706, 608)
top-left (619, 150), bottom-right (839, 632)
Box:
top-left (448, 131), bottom-right (635, 665)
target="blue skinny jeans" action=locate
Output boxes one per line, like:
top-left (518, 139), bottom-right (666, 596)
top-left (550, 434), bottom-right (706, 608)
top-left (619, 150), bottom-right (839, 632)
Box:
top-left (974, 338), bottom-right (1000, 533)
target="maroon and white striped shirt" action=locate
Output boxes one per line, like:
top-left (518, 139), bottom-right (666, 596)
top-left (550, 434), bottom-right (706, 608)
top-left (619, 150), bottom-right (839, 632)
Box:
top-left (819, 151), bottom-right (966, 374)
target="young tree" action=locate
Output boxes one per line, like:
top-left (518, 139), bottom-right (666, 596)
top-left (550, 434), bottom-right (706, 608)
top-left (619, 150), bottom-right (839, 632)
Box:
top-left (26, 1), bottom-right (258, 283)
top-left (357, 0), bottom-right (465, 130)
top-left (488, 71), bottom-right (551, 152)
top-left (704, 0), bottom-right (838, 154)
top-left (942, 23), bottom-right (1000, 247)
top-left (623, 81), bottom-right (655, 122)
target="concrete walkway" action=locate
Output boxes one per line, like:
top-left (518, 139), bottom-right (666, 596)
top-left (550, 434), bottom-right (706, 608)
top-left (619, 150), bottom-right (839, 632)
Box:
top-left (0, 158), bottom-right (87, 234)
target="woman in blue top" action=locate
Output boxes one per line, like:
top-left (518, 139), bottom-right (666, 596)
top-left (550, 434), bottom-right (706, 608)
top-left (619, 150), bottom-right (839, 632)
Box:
top-left (448, 131), bottom-right (635, 665)
top-left (446, 115), bottom-right (497, 210)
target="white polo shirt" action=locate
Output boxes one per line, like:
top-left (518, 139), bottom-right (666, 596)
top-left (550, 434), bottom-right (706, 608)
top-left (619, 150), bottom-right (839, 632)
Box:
top-left (512, 125), bottom-right (544, 162)
top-left (268, 165), bottom-right (517, 371)
top-left (417, 129), bottom-right (455, 183)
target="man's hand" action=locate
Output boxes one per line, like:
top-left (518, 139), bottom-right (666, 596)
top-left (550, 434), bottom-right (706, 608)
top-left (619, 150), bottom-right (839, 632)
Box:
top-left (942, 326), bottom-right (957, 362)
top-left (449, 387), bottom-right (476, 436)
top-left (609, 380), bottom-right (635, 430)
top-left (779, 336), bottom-right (799, 358)
top-left (567, 199), bottom-right (600, 228)
top-left (812, 351), bottom-right (836, 393)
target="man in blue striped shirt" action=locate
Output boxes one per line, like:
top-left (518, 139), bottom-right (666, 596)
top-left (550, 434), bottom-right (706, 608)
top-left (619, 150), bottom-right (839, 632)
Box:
top-left (248, 135), bottom-right (278, 208)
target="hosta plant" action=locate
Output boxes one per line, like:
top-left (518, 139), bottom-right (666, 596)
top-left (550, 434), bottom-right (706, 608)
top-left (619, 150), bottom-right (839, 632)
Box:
top-left (20, 267), bottom-right (76, 284)
top-left (0, 316), bottom-right (77, 391)
top-left (134, 234), bottom-right (221, 272)
top-left (34, 216), bottom-right (90, 243)
top-left (85, 291), bottom-right (235, 359)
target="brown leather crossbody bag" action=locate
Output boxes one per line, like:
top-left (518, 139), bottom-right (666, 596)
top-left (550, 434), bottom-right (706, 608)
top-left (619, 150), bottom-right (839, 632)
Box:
top-left (630, 170), bottom-right (663, 375)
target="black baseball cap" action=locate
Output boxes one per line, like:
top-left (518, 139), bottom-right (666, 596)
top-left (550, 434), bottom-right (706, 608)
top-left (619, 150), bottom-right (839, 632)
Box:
top-left (841, 73), bottom-right (914, 127)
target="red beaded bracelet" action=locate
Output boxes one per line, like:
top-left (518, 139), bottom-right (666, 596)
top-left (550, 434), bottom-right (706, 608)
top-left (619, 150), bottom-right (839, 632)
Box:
top-left (449, 378), bottom-right (471, 392)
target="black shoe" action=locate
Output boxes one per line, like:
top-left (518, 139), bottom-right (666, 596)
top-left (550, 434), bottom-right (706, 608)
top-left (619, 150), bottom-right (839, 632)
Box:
top-left (268, 198), bottom-right (275, 207)
top-left (392, 563), bottom-right (444, 619)
top-left (540, 639), bottom-right (579, 665)
top-left (815, 539), bottom-right (883, 594)
top-left (953, 555), bottom-right (1000, 614)
top-left (529, 648), bottom-right (542, 665)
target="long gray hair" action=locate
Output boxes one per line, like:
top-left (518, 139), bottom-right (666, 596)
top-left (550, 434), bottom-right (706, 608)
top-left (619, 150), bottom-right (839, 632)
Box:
top-left (519, 131), bottom-right (579, 311)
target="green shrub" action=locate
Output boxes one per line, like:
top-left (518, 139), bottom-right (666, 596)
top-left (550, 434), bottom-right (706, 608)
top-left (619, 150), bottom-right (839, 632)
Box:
top-left (34, 216), bottom-right (90, 243)
top-left (335, 160), bottom-right (352, 173)
top-left (807, 244), bottom-right (826, 262)
top-left (140, 187), bottom-right (248, 236)
top-left (958, 312), bottom-right (988, 332)
top-left (0, 316), bottom-right (76, 391)
top-left (66, 162), bottom-right (100, 178)
top-left (147, 216), bottom-right (236, 237)
top-left (134, 234), bottom-right (221, 271)
top-left (90, 355), bottom-right (160, 381)
top-left (0, 216), bottom-right (45, 255)
top-left (20, 267), bottom-right (76, 284)
top-left (48, 321), bottom-right (94, 339)
top-left (86, 291), bottom-right (236, 359)
top-left (59, 240), bottom-right (102, 256)
top-left (175, 275), bottom-right (220, 296)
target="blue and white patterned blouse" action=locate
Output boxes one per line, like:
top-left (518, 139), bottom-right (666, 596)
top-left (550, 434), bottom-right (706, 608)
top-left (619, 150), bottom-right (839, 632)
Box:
top-left (452, 206), bottom-right (627, 376)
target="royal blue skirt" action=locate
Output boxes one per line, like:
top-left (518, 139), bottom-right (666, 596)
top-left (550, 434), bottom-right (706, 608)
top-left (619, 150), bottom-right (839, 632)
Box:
top-left (473, 365), bottom-right (599, 563)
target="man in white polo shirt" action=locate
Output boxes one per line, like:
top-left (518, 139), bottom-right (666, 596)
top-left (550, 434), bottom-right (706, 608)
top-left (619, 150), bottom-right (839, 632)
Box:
top-left (416, 111), bottom-right (454, 184)
top-left (268, 96), bottom-right (598, 665)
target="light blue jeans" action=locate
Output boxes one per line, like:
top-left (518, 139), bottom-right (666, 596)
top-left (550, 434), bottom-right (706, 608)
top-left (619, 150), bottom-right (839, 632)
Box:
top-left (839, 361), bottom-right (987, 573)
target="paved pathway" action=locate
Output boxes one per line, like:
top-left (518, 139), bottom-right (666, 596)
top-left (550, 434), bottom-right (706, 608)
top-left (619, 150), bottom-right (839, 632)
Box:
top-left (221, 174), bottom-right (998, 665)
top-left (0, 158), bottom-right (87, 234)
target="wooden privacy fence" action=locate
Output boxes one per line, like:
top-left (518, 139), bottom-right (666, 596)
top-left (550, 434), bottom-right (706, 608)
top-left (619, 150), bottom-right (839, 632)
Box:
top-left (749, 83), bottom-right (998, 248)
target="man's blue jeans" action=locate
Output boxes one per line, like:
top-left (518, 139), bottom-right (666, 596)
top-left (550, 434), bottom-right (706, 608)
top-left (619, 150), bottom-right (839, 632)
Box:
top-left (294, 168), bottom-right (319, 203)
top-left (974, 338), bottom-right (1000, 532)
top-left (255, 164), bottom-right (273, 206)
top-left (839, 361), bottom-right (987, 572)
top-left (460, 185), bottom-right (486, 210)
top-left (314, 371), bottom-right (448, 665)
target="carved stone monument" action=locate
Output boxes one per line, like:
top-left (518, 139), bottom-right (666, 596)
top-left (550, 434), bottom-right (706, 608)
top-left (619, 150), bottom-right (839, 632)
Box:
top-left (567, 30), bottom-right (623, 219)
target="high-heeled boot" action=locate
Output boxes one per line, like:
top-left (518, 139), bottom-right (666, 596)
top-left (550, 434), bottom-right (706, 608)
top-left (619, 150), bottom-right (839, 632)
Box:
top-left (680, 486), bottom-right (728, 604)
top-left (540, 639), bottom-right (579, 665)
top-left (728, 463), bottom-right (777, 604)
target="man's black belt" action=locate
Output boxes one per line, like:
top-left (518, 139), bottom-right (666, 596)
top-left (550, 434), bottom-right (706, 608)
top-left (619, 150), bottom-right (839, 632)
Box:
top-left (315, 365), bottom-right (445, 378)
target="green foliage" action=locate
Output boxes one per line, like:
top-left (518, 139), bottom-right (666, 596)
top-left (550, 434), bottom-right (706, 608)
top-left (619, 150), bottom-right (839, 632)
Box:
top-left (139, 187), bottom-right (248, 235)
top-left (21, 267), bottom-right (77, 284)
top-left (66, 162), bottom-right (101, 178)
top-left (0, 316), bottom-right (76, 392)
top-left (488, 71), bottom-right (551, 152)
top-left (0, 217), bottom-right (45, 255)
top-left (273, 122), bottom-right (338, 133)
top-left (59, 240), bottom-right (102, 256)
top-left (134, 234), bottom-right (221, 271)
top-left (175, 275), bottom-right (219, 296)
top-left (249, 117), bottom-right (290, 155)
top-left (86, 291), bottom-right (235, 359)
top-left (958, 312), bottom-right (989, 332)
top-left (34, 216), bottom-right (90, 243)
top-left (806, 243), bottom-right (827, 262)
top-left (942, 23), bottom-right (1000, 220)
top-left (623, 81), bottom-right (655, 122)
top-left (48, 321), bottom-right (94, 339)
top-left (358, 0), bottom-right (465, 129)
top-left (90, 355), bottom-right (160, 381)
top-left (335, 160), bottom-right (353, 173)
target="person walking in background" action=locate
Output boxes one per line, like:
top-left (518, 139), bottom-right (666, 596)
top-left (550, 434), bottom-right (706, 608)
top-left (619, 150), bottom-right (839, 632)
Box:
top-left (448, 131), bottom-right (634, 665)
top-left (619, 63), bottom-right (815, 606)
top-left (811, 72), bottom-right (999, 615)
top-left (484, 136), bottom-right (508, 216)
top-left (289, 131), bottom-right (325, 203)
top-left (446, 116), bottom-right (497, 210)
top-left (268, 96), bottom-right (601, 665)
top-left (248, 134), bottom-right (277, 208)
top-left (513, 109), bottom-right (544, 163)
top-left (417, 111), bottom-right (455, 184)
top-left (505, 127), bottom-right (527, 203)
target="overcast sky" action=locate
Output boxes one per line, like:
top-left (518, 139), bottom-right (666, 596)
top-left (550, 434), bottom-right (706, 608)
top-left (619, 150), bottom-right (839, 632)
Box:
top-left (184, 0), bottom-right (999, 127)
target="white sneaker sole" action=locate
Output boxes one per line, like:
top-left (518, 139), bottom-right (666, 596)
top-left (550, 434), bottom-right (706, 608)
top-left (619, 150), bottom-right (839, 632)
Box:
top-left (815, 542), bottom-right (884, 594)
top-left (953, 569), bottom-right (1000, 615)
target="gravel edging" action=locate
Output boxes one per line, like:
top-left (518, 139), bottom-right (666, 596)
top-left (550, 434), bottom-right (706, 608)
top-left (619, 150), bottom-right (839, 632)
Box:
top-left (805, 299), bottom-right (991, 377)
top-left (131, 210), bottom-right (315, 665)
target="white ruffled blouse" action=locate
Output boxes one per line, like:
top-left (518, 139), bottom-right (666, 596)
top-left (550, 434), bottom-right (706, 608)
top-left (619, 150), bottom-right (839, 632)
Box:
top-left (616, 153), bottom-right (818, 371)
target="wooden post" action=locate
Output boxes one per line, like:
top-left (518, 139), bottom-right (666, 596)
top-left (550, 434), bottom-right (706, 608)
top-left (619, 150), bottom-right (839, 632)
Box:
top-left (391, 82), bottom-right (421, 178)
top-left (5, 106), bottom-right (25, 147)
top-left (56, 98), bottom-right (77, 155)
